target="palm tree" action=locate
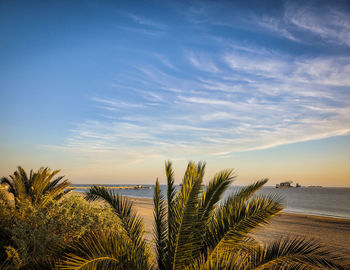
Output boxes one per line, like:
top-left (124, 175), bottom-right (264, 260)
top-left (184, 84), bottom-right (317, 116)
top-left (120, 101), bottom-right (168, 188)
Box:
top-left (58, 161), bottom-right (348, 269)
top-left (0, 166), bottom-right (74, 208)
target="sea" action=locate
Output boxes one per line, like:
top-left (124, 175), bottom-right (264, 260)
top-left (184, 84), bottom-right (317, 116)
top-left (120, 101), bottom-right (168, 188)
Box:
top-left (72, 184), bottom-right (350, 219)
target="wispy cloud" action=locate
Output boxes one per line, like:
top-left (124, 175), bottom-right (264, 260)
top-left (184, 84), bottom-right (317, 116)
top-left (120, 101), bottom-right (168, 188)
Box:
top-left (284, 2), bottom-right (350, 46)
top-left (152, 53), bottom-right (178, 70)
top-left (48, 2), bottom-right (350, 164)
top-left (178, 96), bottom-right (234, 106)
top-left (115, 25), bottom-right (163, 37)
top-left (253, 1), bottom-right (350, 46)
top-left (256, 16), bottom-right (300, 42)
top-left (91, 97), bottom-right (145, 110)
top-left (187, 51), bottom-right (220, 73)
top-left (127, 13), bottom-right (167, 30)
top-left (223, 52), bottom-right (288, 78)
top-left (52, 42), bottom-right (350, 161)
top-left (114, 13), bottom-right (167, 38)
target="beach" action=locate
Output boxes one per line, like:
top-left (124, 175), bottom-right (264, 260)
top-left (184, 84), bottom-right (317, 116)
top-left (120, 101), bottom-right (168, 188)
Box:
top-left (69, 192), bottom-right (350, 255)
top-left (127, 196), bottom-right (350, 255)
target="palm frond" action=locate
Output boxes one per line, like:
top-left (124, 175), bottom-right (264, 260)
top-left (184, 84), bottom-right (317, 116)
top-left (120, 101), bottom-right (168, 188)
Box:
top-left (43, 175), bottom-right (65, 194)
top-left (59, 255), bottom-right (119, 270)
top-left (165, 161), bottom-right (178, 270)
top-left (85, 186), bottom-right (146, 248)
top-left (228, 179), bottom-right (269, 205)
top-left (16, 166), bottom-right (29, 193)
top-left (172, 173), bottom-right (204, 270)
top-left (207, 193), bottom-right (283, 254)
top-left (53, 185), bottom-right (75, 200)
top-left (10, 173), bottom-right (28, 205)
top-left (195, 161), bottom-right (206, 183)
top-left (166, 161), bottom-right (200, 269)
top-left (57, 232), bottom-right (126, 270)
top-left (47, 179), bottom-right (73, 199)
top-left (204, 179), bottom-right (272, 250)
top-left (199, 169), bottom-right (235, 223)
top-left (153, 178), bottom-right (167, 270)
top-left (186, 250), bottom-right (249, 270)
top-left (248, 236), bottom-right (349, 270)
top-left (85, 185), bottom-right (151, 270)
top-left (175, 161), bottom-right (205, 213)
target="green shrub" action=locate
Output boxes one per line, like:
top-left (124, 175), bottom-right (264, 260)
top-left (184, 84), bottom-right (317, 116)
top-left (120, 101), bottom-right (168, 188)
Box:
top-left (0, 193), bottom-right (122, 268)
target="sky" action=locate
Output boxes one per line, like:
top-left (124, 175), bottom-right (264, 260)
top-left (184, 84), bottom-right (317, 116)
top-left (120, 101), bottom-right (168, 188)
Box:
top-left (0, 0), bottom-right (349, 186)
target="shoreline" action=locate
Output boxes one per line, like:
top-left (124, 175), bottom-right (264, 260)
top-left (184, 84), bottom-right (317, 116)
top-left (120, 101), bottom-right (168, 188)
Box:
top-left (125, 195), bottom-right (350, 221)
top-left (68, 192), bottom-right (350, 255)
top-left (74, 191), bottom-right (350, 220)
top-left (124, 196), bottom-right (350, 255)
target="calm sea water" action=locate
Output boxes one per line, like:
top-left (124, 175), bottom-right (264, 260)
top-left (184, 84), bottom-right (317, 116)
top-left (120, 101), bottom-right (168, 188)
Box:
top-left (72, 184), bottom-right (350, 219)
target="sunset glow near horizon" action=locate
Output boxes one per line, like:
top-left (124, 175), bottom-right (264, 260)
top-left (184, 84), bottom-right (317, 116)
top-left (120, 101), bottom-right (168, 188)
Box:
top-left (1, 0), bottom-right (350, 187)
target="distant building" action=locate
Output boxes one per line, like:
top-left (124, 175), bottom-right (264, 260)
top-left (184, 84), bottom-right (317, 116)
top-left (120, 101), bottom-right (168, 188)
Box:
top-left (276, 181), bottom-right (293, 188)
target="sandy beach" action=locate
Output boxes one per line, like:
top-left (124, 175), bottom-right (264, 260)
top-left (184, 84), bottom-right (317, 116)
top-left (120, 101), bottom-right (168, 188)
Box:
top-left (127, 196), bottom-right (350, 255)
top-left (69, 192), bottom-right (350, 255)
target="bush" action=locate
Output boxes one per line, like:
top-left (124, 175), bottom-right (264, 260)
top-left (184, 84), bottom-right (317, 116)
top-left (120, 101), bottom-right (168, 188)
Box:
top-left (0, 193), bottom-right (122, 268)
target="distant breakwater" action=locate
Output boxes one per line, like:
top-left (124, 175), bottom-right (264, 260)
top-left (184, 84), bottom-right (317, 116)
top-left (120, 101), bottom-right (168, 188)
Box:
top-left (72, 185), bottom-right (152, 190)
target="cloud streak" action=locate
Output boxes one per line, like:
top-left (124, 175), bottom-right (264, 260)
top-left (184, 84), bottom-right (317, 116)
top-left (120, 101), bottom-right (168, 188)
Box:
top-left (253, 1), bottom-right (350, 46)
top-left (48, 1), bottom-right (350, 163)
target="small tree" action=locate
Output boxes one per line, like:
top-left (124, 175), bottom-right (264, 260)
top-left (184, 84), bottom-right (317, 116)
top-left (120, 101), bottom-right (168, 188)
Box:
top-left (1, 166), bottom-right (74, 208)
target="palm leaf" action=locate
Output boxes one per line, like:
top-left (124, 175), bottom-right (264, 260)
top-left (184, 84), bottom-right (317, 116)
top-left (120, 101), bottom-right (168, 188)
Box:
top-left (173, 162), bottom-right (205, 222)
top-left (153, 178), bottom-right (167, 270)
top-left (43, 175), bottom-right (65, 194)
top-left (16, 166), bottom-right (29, 193)
top-left (199, 169), bottom-right (235, 223)
top-left (57, 232), bottom-right (125, 270)
top-left (85, 186), bottom-right (145, 246)
top-left (172, 171), bottom-right (204, 270)
top-left (186, 250), bottom-right (248, 270)
top-left (85, 185), bottom-right (151, 269)
top-left (165, 160), bottom-right (177, 268)
top-left (204, 180), bottom-right (272, 248)
top-left (233, 179), bottom-right (268, 202)
top-left (59, 255), bottom-right (119, 270)
top-left (206, 193), bottom-right (283, 255)
top-left (248, 237), bottom-right (349, 270)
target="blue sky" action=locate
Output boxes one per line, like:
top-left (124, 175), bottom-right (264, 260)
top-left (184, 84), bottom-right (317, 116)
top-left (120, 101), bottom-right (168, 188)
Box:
top-left (1, 0), bottom-right (350, 186)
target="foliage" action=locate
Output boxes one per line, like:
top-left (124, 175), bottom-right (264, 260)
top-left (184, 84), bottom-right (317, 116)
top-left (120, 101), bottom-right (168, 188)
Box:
top-left (153, 161), bottom-right (285, 270)
top-left (0, 166), bottom-right (74, 208)
top-left (57, 186), bottom-right (153, 269)
top-left (10, 161), bottom-right (349, 270)
top-left (84, 186), bottom-right (151, 269)
top-left (57, 231), bottom-right (149, 270)
top-left (1, 246), bottom-right (23, 269)
top-left (0, 194), bottom-right (122, 268)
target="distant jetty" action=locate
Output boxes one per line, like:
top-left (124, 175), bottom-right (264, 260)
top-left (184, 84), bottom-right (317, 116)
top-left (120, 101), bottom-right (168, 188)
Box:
top-left (73, 185), bottom-right (152, 190)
